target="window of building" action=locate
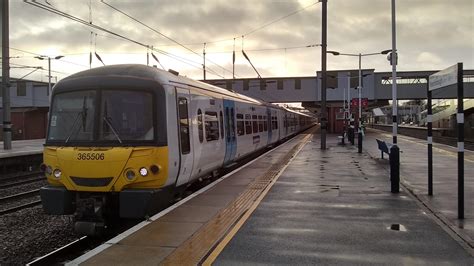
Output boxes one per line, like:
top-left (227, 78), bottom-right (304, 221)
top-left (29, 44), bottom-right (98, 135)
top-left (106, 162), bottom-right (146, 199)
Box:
top-left (277, 80), bottom-right (283, 90)
top-left (16, 81), bottom-right (26, 96)
top-left (295, 79), bottom-right (301, 90)
top-left (197, 109), bottom-right (203, 143)
top-left (205, 111), bottom-right (219, 141)
top-left (243, 80), bottom-right (249, 91)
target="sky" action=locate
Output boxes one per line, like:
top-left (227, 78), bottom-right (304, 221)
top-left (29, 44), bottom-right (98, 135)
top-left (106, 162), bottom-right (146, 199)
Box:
top-left (6, 0), bottom-right (474, 83)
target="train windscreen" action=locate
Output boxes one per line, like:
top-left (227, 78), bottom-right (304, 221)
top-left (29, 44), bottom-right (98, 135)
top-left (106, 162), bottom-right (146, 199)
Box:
top-left (47, 90), bottom-right (154, 143)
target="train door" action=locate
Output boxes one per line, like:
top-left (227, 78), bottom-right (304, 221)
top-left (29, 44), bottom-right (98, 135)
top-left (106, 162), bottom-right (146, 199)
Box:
top-left (223, 99), bottom-right (237, 164)
top-left (284, 113), bottom-right (288, 136)
top-left (175, 89), bottom-right (194, 186)
top-left (266, 107), bottom-right (272, 145)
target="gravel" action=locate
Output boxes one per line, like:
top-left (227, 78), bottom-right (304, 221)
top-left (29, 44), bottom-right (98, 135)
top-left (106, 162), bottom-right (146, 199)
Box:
top-left (0, 180), bottom-right (48, 198)
top-left (0, 206), bottom-right (80, 265)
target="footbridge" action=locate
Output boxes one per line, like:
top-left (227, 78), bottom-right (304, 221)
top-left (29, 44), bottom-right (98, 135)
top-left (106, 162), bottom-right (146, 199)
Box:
top-left (204, 69), bottom-right (474, 106)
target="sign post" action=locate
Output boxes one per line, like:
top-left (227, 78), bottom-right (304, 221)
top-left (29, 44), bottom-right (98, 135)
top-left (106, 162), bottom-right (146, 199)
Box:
top-left (428, 63), bottom-right (464, 219)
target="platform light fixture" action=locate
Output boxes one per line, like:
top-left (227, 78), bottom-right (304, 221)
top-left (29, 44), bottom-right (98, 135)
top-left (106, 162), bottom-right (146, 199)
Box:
top-left (327, 49), bottom-right (390, 153)
top-left (35, 55), bottom-right (64, 100)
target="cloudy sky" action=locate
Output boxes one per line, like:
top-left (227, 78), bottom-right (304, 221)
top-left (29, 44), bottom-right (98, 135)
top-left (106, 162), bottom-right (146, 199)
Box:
top-left (7, 0), bottom-right (474, 82)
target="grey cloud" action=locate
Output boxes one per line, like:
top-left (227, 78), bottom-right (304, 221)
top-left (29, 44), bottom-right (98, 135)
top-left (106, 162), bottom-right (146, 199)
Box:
top-left (8, 0), bottom-right (474, 81)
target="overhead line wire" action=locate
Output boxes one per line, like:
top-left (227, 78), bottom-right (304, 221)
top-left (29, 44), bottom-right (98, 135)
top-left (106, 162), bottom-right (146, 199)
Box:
top-left (100, 0), bottom-right (233, 78)
top-left (23, 0), bottom-right (224, 78)
top-left (242, 1), bottom-right (320, 37)
top-left (149, 1), bottom-right (321, 47)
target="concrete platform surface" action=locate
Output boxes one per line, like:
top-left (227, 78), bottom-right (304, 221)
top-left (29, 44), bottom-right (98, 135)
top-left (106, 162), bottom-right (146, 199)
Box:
top-left (363, 128), bottom-right (474, 249)
top-left (0, 139), bottom-right (44, 158)
top-left (212, 133), bottom-right (473, 265)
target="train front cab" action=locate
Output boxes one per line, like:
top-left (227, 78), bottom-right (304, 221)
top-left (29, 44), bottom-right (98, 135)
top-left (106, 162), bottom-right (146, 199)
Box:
top-left (40, 74), bottom-right (173, 228)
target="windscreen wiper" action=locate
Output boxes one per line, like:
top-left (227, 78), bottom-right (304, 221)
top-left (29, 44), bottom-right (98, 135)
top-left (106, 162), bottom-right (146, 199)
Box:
top-left (65, 112), bottom-right (82, 143)
top-left (103, 116), bottom-right (123, 144)
top-left (65, 96), bottom-right (88, 143)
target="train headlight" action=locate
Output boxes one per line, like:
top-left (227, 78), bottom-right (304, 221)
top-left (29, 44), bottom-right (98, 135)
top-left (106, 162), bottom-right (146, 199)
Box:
top-left (53, 169), bottom-right (62, 179)
top-left (45, 165), bottom-right (53, 176)
top-left (139, 167), bottom-right (148, 177)
top-left (125, 169), bottom-right (136, 181)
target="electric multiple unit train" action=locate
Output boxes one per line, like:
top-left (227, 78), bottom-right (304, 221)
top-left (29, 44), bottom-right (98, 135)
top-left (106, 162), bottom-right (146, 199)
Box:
top-left (39, 64), bottom-right (315, 233)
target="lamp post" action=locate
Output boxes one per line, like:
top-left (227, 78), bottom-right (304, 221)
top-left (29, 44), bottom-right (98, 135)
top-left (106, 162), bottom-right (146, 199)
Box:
top-left (35, 55), bottom-right (64, 99)
top-left (327, 50), bottom-right (390, 152)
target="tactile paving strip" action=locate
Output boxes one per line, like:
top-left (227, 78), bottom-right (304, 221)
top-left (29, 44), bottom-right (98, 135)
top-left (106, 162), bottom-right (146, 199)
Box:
top-left (161, 130), bottom-right (314, 265)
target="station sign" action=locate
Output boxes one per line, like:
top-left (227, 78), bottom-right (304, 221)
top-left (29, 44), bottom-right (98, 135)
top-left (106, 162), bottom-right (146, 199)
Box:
top-left (351, 98), bottom-right (368, 107)
top-left (429, 64), bottom-right (458, 91)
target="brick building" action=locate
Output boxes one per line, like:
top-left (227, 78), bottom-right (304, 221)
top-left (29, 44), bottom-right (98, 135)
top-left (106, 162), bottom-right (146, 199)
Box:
top-left (0, 79), bottom-right (51, 140)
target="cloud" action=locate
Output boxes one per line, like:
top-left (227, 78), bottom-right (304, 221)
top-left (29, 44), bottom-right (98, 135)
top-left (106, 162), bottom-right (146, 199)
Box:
top-left (7, 0), bottom-right (474, 82)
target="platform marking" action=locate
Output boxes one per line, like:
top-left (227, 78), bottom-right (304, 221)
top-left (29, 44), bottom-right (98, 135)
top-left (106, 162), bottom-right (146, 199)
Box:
top-left (202, 133), bottom-right (312, 265)
top-left (67, 135), bottom-right (303, 265)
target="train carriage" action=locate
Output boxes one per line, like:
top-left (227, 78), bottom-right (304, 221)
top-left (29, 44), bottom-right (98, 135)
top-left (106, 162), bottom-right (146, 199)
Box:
top-left (39, 64), bottom-right (315, 234)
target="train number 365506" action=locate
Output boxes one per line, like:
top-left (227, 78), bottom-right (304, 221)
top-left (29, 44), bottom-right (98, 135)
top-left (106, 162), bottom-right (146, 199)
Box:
top-left (77, 153), bottom-right (105, 160)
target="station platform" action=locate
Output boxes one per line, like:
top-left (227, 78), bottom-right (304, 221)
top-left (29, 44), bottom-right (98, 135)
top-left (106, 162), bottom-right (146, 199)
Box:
top-left (70, 130), bottom-right (473, 265)
top-left (363, 128), bottom-right (474, 247)
top-left (0, 139), bottom-right (44, 158)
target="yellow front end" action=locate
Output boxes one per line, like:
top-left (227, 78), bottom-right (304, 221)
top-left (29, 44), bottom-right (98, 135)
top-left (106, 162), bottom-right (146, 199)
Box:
top-left (43, 146), bottom-right (169, 192)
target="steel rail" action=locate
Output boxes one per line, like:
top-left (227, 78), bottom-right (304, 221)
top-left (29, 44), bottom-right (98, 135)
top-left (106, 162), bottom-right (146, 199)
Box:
top-left (0, 189), bottom-right (40, 203)
top-left (0, 200), bottom-right (42, 216)
top-left (0, 176), bottom-right (45, 190)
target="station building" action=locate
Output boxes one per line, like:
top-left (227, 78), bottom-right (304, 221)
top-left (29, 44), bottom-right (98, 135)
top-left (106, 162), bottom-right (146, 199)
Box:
top-left (0, 78), bottom-right (50, 140)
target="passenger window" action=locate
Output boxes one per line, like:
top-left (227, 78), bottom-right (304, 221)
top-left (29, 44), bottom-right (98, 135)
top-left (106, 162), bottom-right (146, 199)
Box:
top-left (245, 114), bottom-right (252, 134)
top-left (230, 108), bottom-right (236, 138)
top-left (252, 115), bottom-right (258, 133)
top-left (236, 113), bottom-right (244, 136)
top-left (258, 115), bottom-right (263, 132)
top-left (263, 115), bottom-right (268, 131)
top-left (205, 111), bottom-right (219, 141)
top-left (198, 109), bottom-right (203, 143)
top-left (178, 98), bottom-right (190, 154)
top-left (220, 110), bottom-right (224, 139)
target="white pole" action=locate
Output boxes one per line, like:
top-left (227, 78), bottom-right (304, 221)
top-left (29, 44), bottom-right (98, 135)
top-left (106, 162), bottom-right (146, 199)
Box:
top-left (358, 54), bottom-right (362, 131)
top-left (391, 0), bottom-right (398, 144)
top-left (48, 57), bottom-right (52, 98)
top-left (343, 78), bottom-right (346, 114)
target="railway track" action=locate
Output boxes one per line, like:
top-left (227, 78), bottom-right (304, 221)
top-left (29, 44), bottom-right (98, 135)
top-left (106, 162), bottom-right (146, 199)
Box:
top-left (0, 189), bottom-right (42, 215)
top-left (0, 200), bottom-right (42, 215)
top-left (434, 136), bottom-right (474, 150)
top-left (369, 126), bottom-right (474, 151)
top-left (0, 172), bottom-right (45, 189)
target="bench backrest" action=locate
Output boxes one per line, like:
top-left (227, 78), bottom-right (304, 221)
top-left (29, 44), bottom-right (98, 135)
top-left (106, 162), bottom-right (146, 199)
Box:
top-left (376, 139), bottom-right (390, 153)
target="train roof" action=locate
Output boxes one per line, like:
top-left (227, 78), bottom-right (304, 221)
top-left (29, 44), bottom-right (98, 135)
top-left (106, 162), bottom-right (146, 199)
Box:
top-left (56, 64), bottom-right (313, 117)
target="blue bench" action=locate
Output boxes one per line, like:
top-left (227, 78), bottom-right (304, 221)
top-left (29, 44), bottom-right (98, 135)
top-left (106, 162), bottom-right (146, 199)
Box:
top-left (376, 139), bottom-right (393, 159)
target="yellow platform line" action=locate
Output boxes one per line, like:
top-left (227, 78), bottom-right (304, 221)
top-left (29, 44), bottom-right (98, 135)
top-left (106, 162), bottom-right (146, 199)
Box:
top-left (202, 133), bottom-right (312, 265)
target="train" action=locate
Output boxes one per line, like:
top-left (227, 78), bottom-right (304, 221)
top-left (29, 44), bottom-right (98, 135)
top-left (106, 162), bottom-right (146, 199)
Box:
top-left (39, 64), bottom-right (315, 234)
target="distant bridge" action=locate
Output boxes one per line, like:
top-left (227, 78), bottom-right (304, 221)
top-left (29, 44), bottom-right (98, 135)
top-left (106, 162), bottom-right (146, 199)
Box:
top-left (204, 69), bottom-right (474, 108)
